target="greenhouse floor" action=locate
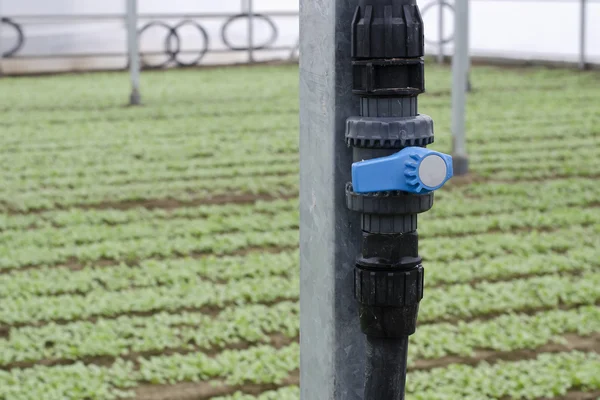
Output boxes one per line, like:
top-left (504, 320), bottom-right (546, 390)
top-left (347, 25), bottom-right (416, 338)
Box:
top-left (0, 63), bottom-right (599, 400)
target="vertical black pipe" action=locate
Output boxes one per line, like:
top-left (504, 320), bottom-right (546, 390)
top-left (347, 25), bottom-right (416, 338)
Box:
top-left (364, 337), bottom-right (410, 400)
top-left (347, 1), bottom-right (433, 399)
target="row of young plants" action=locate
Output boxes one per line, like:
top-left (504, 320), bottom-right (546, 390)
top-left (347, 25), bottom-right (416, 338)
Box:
top-left (420, 225), bottom-right (598, 263)
top-left (0, 343), bottom-right (300, 400)
top-left (4, 83), bottom-right (594, 148)
top-left (0, 198), bottom-right (298, 232)
top-left (475, 158), bottom-right (600, 180)
top-left (0, 176), bottom-right (596, 232)
top-left (0, 301), bottom-right (300, 366)
top-left (0, 111), bottom-right (299, 156)
top-left (2, 268), bottom-right (598, 328)
top-left (470, 137), bottom-right (600, 161)
top-left (0, 128), bottom-right (297, 171)
top-left (1, 209), bottom-right (596, 271)
top-left (0, 127), bottom-right (299, 172)
top-left (410, 305), bottom-right (600, 360)
top-left (0, 179), bottom-right (596, 249)
top-left (429, 179), bottom-right (599, 218)
top-left (464, 89), bottom-right (599, 116)
top-left (2, 107), bottom-right (595, 183)
top-left (0, 273), bottom-right (300, 325)
top-left (3, 162), bottom-right (597, 213)
top-left (466, 113), bottom-right (598, 138)
top-left (3, 109), bottom-right (597, 172)
top-left (0, 64), bottom-right (297, 102)
top-left (1, 108), bottom-right (298, 141)
top-left (3, 203), bottom-right (596, 256)
top-left (0, 136), bottom-right (299, 181)
top-left (4, 70), bottom-right (574, 128)
top-left (0, 209), bottom-right (300, 249)
top-left (3, 169), bottom-right (596, 215)
top-left (0, 250), bottom-right (300, 298)
top-left (1, 151), bottom-right (300, 185)
top-left (2, 141), bottom-right (592, 198)
top-left (2, 240), bottom-right (598, 301)
top-left (420, 271), bottom-right (600, 323)
top-left (0, 222), bottom-right (596, 272)
top-left (456, 175), bottom-right (596, 197)
top-left (0, 68), bottom-right (299, 127)
top-left (0, 97), bottom-right (299, 132)
top-left (0, 228), bottom-right (300, 271)
top-left (0, 174), bottom-right (299, 212)
top-left (406, 351), bottom-right (600, 399)
top-left (1, 298), bottom-right (597, 370)
top-left (2, 61), bottom-right (589, 111)
top-left (5, 151), bottom-right (599, 198)
top-left (1, 161), bottom-right (300, 194)
top-left (2, 346), bottom-right (598, 400)
top-left (1, 154), bottom-right (594, 211)
top-left (3, 136), bottom-right (598, 194)
top-left (3, 122), bottom-right (593, 183)
top-left (0, 93), bottom-right (298, 125)
top-left (214, 351), bottom-right (600, 400)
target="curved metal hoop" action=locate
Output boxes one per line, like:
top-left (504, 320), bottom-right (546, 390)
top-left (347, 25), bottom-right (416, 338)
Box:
top-left (1, 17), bottom-right (25, 58)
top-left (138, 20), bottom-right (210, 69)
top-left (421, 1), bottom-right (455, 46)
top-left (221, 13), bottom-right (278, 51)
top-left (139, 21), bottom-right (178, 69)
top-left (166, 19), bottom-right (209, 67)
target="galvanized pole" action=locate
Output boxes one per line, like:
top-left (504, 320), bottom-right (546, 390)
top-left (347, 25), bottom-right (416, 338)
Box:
top-left (452, 0), bottom-right (469, 175)
top-left (0, 0), bottom-right (4, 77)
top-left (579, 0), bottom-right (587, 70)
top-left (247, 0), bottom-right (255, 63)
top-left (466, 0), bottom-right (472, 92)
top-left (126, 0), bottom-right (141, 105)
top-left (299, 0), bottom-right (364, 399)
top-left (437, 0), bottom-right (444, 64)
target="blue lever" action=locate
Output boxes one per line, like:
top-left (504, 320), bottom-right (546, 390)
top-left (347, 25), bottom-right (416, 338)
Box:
top-left (352, 147), bottom-right (453, 194)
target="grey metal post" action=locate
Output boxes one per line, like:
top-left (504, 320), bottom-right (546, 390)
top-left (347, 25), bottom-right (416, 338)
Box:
top-left (247, 0), bottom-right (255, 63)
top-left (299, 0), bottom-right (364, 398)
top-left (466, 0), bottom-right (472, 92)
top-left (0, 0), bottom-right (4, 77)
top-left (126, 0), bottom-right (141, 105)
top-left (437, 0), bottom-right (444, 64)
top-left (452, 0), bottom-right (469, 175)
top-left (579, 0), bottom-right (587, 70)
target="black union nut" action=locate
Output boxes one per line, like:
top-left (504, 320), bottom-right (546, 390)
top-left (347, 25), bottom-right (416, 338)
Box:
top-left (355, 265), bottom-right (424, 337)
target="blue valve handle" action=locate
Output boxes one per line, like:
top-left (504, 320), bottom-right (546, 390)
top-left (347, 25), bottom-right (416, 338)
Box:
top-left (352, 147), bottom-right (453, 194)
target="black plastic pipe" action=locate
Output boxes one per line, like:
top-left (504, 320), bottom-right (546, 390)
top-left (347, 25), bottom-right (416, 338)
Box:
top-left (364, 336), bottom-right (410, 400)
top-left (346, 1), bottom-right (433, 399)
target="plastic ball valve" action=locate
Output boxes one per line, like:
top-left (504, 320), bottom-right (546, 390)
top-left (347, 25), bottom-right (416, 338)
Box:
top-left (352, 147), bottom-right (454, 194)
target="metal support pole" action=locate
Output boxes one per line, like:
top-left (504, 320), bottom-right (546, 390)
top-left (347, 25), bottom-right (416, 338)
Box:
top-left (0, 0), bottom-right (4, 77)
top-left (466, 0), bottom-right (472, 92)
top-left (452, 0), bottom-right (469, 174)
top-left (247, 0), bottom-right (255, 63)
top-left (579, 0), bottom-right (587, 70)
top-left (126, 0), bottom-right (141, 105)
top-left (299, 0), bottom-right (364, 398)
top-left (437, 0), bottom-right (444, 64)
